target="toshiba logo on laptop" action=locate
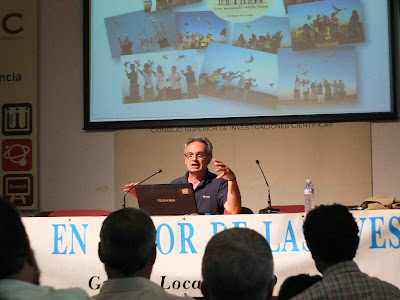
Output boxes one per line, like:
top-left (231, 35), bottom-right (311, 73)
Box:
top-left (157, 198), bottom-right (176, 203)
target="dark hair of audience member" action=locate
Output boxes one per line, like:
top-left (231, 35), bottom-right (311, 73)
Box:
top-left (303, 204), bottom-right (359, 265)
top-left (0, 197), bottom-right (30, 279)
top-left (277, 274), bottom-right (322, 300)
top-left (202, 227), bottom-right (274, 300)
top-left (98, 208), bottom-right (156, 276)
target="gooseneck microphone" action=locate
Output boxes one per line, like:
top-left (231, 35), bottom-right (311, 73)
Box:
top-left (122, 169), bottom-right (162, 208)
top-left (255, 160), bottom-right (279, 214)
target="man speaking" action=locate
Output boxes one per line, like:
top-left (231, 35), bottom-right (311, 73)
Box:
top-left (124, 136), bottom-right (241, 214)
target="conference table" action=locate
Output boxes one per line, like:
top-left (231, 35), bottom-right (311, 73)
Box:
top-left (23, 209), bottom-right (400, 297)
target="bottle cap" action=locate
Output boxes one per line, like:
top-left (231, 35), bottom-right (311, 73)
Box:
top-left (306, 179), bottom-right (312, 184)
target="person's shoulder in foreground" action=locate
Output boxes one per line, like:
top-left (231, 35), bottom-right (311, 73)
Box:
top-left (0, 196), bottom-right (89, 300)
top-left (0, 280), bottom-right (88, 300)
top-left (291, 261), bottom-right (400, 300)
top-left (93, 207), bottom-right (194, 300)
top-left (290, 203), bottom-right (400, 300)
top-left (92, 277), bottom-right (192, 300)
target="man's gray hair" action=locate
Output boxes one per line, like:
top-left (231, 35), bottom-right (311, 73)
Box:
top-left (99, 208), bottom-right (156, 276)
top-left (202, 228), bottom-right (274, 300)
top-left (184, 136), bottom-right (213, 155)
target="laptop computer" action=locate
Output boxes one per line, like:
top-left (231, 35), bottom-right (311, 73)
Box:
top-left (135, 184), bottom-right (198, 216)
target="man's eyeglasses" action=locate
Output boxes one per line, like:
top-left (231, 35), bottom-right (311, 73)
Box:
top-left (184, 152), bottom-right (208, 159)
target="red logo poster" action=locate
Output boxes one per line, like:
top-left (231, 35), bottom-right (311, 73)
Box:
top-left (2, 139), bottom-right (32, 171)
top-left (3, 174), bottom-right (34, 206)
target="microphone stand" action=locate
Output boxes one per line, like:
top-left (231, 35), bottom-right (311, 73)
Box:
top-left (256, 160), bottom-right (279, 214)
top-left (123, 169), bottom-right (162, 208)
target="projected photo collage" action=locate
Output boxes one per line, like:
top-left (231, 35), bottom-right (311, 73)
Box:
top-left (104, 0), bottom-right (365, 107)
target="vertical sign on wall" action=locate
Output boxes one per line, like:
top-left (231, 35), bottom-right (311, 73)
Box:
top-left (0, 1), bottom-right (38, 210)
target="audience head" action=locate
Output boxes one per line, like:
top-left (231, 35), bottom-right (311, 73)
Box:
top-left (201, 228), bottom-right (274, 300)
top-left (0, 197), bottom-right (39, 284)
top-left (303, 204), bottom-right (359, 271)
top-left (277, 274), bottom-right (322, 300)
top-left (98, 208), bottom-right (156, 277)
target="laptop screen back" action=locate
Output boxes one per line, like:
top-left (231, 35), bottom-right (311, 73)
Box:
top-left (135, 184), bottom-right (198, 216)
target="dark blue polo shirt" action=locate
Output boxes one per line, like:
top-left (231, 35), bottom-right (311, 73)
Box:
top-left (170, 169), bottom-right (228, 215)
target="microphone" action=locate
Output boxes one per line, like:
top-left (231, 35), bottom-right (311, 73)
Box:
top-left (255, 160), bottom-right (279, 214)
top-left (122, 169), bottom-right (162, 208)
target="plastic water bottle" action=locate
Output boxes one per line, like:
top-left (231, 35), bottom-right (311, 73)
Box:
top-left (304, 179), bottom-right (315, 213)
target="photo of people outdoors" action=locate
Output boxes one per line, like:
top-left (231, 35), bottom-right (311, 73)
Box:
top-left (175, 11), bottom-right (227, 50)
top-left (200, 43), bottom-right (278, 106)
top-left (122, 50), bottom-right (201, 103)
top-left (144, 0), bottom-right (202, 12)
top-left (288, 0), bottom-right (364, 51)
top-left (277, 47), bottom-right (357, 104)
top-left (232, 16), bottom-right (291, 54)
top-left (104, 9), bottom-right (178, 58)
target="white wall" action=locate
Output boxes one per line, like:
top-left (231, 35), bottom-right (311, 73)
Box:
top-left (39, 0), bottom-right (114, 212)
top-left (38, 0), bottom-right (399, 213)
top-left (115, 124), bottom-right (373, 213)
top-left (372, 123), bottom-right (400, 197)
top-left (371, 0), bottom-right (400, 198)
